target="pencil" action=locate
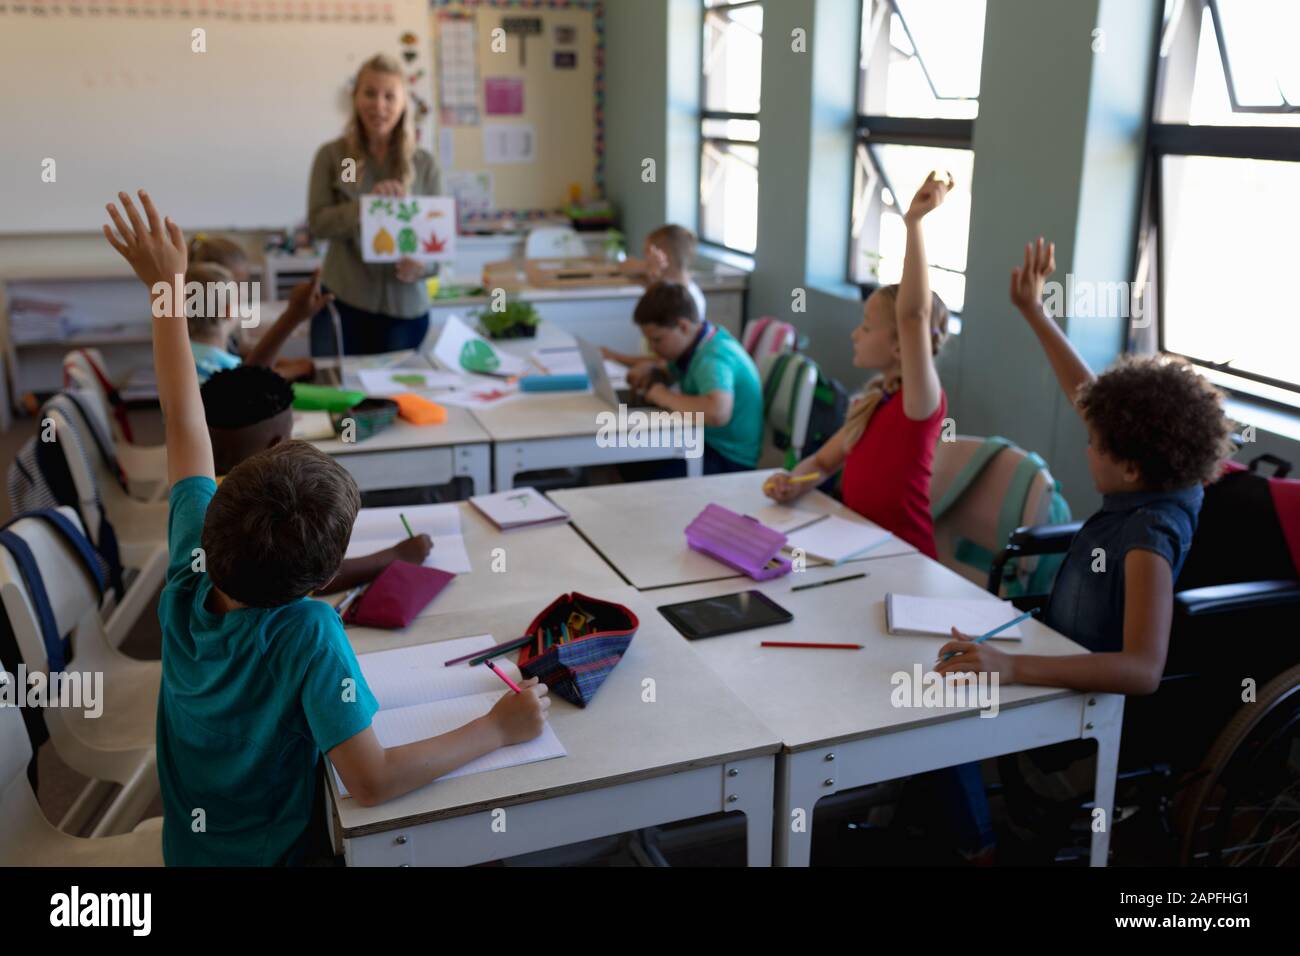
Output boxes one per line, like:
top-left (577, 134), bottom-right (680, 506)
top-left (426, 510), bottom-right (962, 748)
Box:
top-left (764, 471), bottom-right (822, 490)
top-left (791, 572), bottom-right (867, 592)
top-left (400, 513), bottom-right (415, 539)
top-left (484, 658), bottom-right (523, 693)
top-left (447, 635), bottom-right (533, 667)
top-left (761, 641), bottom-right (863, 650)
top-left (938, 608), bottom-right (1039, 663)
top-left (334, 586), bottom-right (364, 617)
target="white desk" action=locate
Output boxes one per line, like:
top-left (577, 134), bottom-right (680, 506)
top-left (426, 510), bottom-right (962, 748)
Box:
top-left (401, 502), bottom-right (628, 620)
top-left (548, 470), bottom-right (918, 590)
top-left (642, 552), bottom-right (1123, 867)
top-left (468, 323), bottom-right (705, 490)
top-left (308, 352), bottom-right (492, 495)
top-left (331, 591), bottom-right (780, 867)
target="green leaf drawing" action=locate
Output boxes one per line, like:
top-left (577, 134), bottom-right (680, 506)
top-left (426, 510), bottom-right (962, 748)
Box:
top-left (459, 339), bottom-right (500, 374)
top-left (398, 227), bottom-right (418, 254)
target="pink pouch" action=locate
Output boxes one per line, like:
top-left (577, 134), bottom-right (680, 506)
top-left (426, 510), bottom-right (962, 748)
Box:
top-left (344, 561), bottom-right (455, 629)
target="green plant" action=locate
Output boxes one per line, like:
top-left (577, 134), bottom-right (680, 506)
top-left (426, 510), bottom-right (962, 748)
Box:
top-left (478, 299), bottom-right (540, 338)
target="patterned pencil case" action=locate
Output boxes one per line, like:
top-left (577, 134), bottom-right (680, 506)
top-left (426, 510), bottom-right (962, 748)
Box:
top-left (517, 592), bottom-right (638, 708)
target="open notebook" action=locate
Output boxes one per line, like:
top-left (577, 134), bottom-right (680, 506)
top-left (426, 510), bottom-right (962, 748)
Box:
top-left (332, 635), bottom-right (567, 798)
top-left (346, 503), bottom-right (473, 574)
top-left (885, 594), bottom-right (1026, 640)
top-left (784, 514), bottom-right (894, 565)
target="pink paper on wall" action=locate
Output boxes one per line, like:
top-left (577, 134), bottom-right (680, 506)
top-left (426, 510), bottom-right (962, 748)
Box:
top-left (484, 76), bottom-right (524, 116)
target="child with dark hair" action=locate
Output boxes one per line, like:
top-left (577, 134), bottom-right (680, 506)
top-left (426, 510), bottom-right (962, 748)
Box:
top-left (936, 238), bottom-right (1235, 693)
top-left (624, 281), bottom-right (763, 473)
top-left (200, 365), bottom-right (431, 593)
top-left (105, 190), bottom-right (549, 865)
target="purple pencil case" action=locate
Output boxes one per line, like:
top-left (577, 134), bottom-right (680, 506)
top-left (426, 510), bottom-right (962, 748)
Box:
top-left (685, 504), bottom-right (793, 581)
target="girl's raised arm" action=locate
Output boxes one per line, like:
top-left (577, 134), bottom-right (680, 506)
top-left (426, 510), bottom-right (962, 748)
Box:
top-left (895, 172), bottom-right (948, 422)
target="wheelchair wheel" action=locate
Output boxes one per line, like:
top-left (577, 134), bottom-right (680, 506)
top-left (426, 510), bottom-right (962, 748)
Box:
top-left (1177, 663), bottom-right (1300, 866)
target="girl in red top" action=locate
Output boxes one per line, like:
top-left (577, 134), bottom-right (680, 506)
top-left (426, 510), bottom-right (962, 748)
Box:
top-left (765, 172), bottom-right (953, 559)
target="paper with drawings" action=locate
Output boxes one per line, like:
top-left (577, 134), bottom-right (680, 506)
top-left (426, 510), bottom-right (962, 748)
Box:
top-left (430, 315), bottom-right (528, 377)
top-left (360, 194), bottom-right (458, 264)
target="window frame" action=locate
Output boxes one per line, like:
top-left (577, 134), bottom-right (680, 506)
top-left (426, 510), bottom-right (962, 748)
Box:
top-left (849, 0), bottom-right (979, 307)
top-left (1143, 0), bottom-right (1300, 409)
top-left (698, 0), bottom-right (763, 256)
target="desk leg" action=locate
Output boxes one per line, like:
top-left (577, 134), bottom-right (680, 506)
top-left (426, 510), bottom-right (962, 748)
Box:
top-left (455, 444), bottom-right (491, 497)
top-left (724, 756), bottom-right (775, 867)
top-left (1084, 694), bottom-right (1125, 867)
top-left (774, 749), bottom-right (832, 867)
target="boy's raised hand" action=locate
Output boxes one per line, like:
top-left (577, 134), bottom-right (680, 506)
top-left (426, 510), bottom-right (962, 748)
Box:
top-left (1010, 237), bottom-right (1056, 314)
top-left (903, 171), bottom-right (954, 225)
top-left (103, 190), bottom-right (187, 289)
top-left (286, 267), bottom-right (334, 322)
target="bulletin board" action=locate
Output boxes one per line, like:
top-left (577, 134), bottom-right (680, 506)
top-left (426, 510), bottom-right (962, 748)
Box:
top-left (431, 0), bottom-right (605, 225)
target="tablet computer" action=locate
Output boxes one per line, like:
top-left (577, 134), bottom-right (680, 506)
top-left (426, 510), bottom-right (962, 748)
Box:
top-left (657, 590), bottom-right (793, 641)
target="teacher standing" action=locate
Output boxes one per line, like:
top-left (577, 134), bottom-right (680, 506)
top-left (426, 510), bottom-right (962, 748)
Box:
top-left (307, 53), bottom-right (440, 355)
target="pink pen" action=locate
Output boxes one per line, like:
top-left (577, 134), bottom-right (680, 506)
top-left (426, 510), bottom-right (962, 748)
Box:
top-left (484, 658), bottom-right (522, 694)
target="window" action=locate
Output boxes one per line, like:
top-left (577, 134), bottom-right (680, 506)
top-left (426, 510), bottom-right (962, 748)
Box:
top-left (1146, 0), bottom-right (1300, 408)
top-left (848, 1), bottom-right (984, 312)
top-left (700, 0), bottom-right (762, 255)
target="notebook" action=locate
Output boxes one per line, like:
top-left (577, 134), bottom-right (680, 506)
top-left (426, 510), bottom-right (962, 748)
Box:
top-left (332, 635), bottom-right (567, 798)
top-left (469, 487), bottom-right (570, 531)
top-left (346, 504), bottom-right (473, 574)
top-left (748, 504), bottom-right (827, 535)
top-left (784, 514), bottom-right (893, 565)
top-left (884, 594), bottom-right (1026, 640)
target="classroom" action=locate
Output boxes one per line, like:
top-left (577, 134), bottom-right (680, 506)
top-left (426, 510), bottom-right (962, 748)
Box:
top-left (0, 0), bottom-right (1296, 897)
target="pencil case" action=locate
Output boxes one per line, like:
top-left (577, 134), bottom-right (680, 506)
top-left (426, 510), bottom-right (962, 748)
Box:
top-left (685, 503), bottom-right (793, 581)
top-left (292, 383), bottom-right (366, 413)
top-left (519, 373), bottom-right (590, 392)
top-left (330, 397), bottom-right (399, 441)
top-left (391, 392), bottom-right (448, 425)
top-left (517, 592), bottom-right (638, 708)
top-left (344, 561), bottom-right (456, 629)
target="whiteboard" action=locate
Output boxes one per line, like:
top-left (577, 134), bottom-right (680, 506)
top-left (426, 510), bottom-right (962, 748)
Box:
top-left (0, 0), bottom-right (435, 234)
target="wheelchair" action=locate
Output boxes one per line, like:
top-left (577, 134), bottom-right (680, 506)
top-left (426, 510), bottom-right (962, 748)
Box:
top-left (987, 454), bottom-right (1300, 866)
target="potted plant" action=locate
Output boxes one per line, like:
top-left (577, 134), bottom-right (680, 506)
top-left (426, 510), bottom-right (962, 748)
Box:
top-left (478, 299), bottom-right (541, 339)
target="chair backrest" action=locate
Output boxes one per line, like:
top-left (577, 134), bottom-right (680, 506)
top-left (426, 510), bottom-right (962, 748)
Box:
top-left (62, 348), bottom-right (128, 443)
top-left (931, 436), bottom-right (1069, 590)
top-left (524, 226), bottom-right (588, 259)
top-left (757, 352), bottom-right (818, 469)
top-left (0, 508), bottom-right (103, 674)
top-left (742, 317), bottom-right (797, 363)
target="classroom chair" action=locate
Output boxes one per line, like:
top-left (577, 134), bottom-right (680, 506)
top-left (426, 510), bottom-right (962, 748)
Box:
top-left (0, 697), bottom-right (162, 865)
top-left (523, 225), bottom-right (588, 259)
top-left (741, 317), bottom-right (798, 363)
top-left (0, 507), bottom-right (160, 838)
top-left (62, 348), bottom-right (168, 502)
top-left (930, 436), bottom-right (1070, 596)
top-left (756, 351), bottom-right (818, 470)
top-left (20, 391), bottom-right (168, 648)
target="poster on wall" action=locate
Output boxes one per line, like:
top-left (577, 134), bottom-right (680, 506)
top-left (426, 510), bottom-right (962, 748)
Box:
top-left (360, 194), bottom-right (458, 263)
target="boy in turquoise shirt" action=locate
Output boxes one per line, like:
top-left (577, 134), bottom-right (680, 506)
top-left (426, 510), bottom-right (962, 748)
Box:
top-left (627, 282), bottom-right (763, 472)
top-left (104, 190), bottom-right (549, 865)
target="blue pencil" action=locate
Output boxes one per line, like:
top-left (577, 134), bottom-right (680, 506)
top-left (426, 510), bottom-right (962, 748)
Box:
top-left (939, 608), bottom-right (1038, 663)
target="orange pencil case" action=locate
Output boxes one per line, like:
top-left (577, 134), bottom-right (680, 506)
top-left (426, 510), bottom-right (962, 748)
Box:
top-left (392, 392), bottom-right (447, 425)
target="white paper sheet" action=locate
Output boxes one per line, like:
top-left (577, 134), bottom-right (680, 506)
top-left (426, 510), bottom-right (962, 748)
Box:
top-left (356, 368), bottom-right (465, 396)
top-left (470, 487), bottom-right (570, 530)
top-left (360, 194), bottom-right (458, 264)
top-left (885, 594), bottom-right (1025, 639)
top-left (430, 315), bottom-right (528, 377)
top-left (748, 504), bottom-right (826, 535)
top-left (784, 514), bottom-right (893, 565)
top-left (346, 504), bottom-right (473, 574)
top-left (357, 635), bottom-right (522, 711)
top-left (482, 123), bottom-right (536, 164)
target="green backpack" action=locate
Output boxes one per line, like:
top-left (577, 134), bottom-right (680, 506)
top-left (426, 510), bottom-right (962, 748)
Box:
top-left (931, 436), bottom-right (1072, 597)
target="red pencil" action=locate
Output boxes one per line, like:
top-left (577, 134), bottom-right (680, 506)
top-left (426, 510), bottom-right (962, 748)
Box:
top-left (484, 658), bottom-right (523, 693)
top-left (760, 641), bottom-right (863, 650)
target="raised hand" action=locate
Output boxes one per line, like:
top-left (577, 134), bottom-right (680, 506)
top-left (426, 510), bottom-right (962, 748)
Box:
top-left (903, 171), bottom-right (955, 225)
top-left (102, 190), bottom-right (187, 289)
top-left (286, 267), bottom-right (334, 322)
top-left (1010, 237), bottom-right (1056, 314)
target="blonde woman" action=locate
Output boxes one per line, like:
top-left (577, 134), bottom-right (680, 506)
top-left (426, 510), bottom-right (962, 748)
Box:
top-left (307, 54), bottom-right (440, 354)
top-left (764, 172), bottom-right (953, 559)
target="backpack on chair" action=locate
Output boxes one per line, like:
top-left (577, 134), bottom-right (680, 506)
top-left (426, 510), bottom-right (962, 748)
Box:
top-left (759, 352), bottom-right (849, 471)
top-left (931, 436), bottom-right (1071, 596)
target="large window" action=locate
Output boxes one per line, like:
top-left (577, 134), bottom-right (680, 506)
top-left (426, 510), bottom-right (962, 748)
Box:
top-left (849, 0), bottom-right (985, 312)
top-left (1147, 0), bottom-right (1300, 408)
top-left (700, 0), bottom-right (762, 255)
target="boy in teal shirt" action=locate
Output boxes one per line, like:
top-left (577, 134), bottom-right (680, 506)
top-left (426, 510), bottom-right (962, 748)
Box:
top-left (627, 282), bottom-right (763, 472)
top-left (104, 190), bottom-right (549, 865)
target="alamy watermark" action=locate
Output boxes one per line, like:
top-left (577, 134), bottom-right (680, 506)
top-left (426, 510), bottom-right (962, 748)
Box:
top-left (890, 664), bottom-right (1000, 718)
top-left (1042, 275), bottom-right (1152, 328)
top-left (0, 666), bottom-right (103, 719)
top-left (596, 406), bottom-right (705, 459)
top-left (150, 273), bottom-right (261, 328)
